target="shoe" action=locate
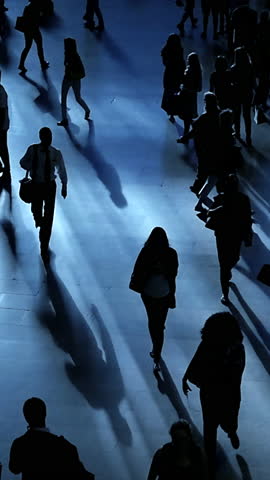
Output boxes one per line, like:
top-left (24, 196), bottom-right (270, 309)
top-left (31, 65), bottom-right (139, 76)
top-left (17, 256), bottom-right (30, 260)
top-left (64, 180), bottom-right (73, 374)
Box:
top-left (221, 295), bottom-right (230, 305)
top-left (95, 25), bottom-right (104, 32)
top-left (57, 119), bottom-right (68, 127)
top-left (201, 31), bottom-right (207, 39)
top-left (41, 61), bottom-right (50, 70)
top-left (189, 185), bottom-right (199, 196)
top-left (18, 65), bottom-right (27, 73)
top-left (228, 432), bottom-right (240, 449)
top-left (84, 110), bottom-right (90, 120)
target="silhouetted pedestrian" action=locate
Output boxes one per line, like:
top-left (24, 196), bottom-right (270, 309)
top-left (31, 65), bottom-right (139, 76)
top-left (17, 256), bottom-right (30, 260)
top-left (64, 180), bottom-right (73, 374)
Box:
top-left (254, 10), bottom-right (270, 110)
top-left (201, 0), bottom-right (219, 39)
top-left (83, 0), bottom-right (104, 32)
top-left (147, 420), bottom-right (205, 479)
top-left (177, 51), bottom-right (202, 136)
top-left (0, 69), bottom-right (10, 177)
top-left (229, 3), bottom-right (257, 55)
top-left (57, 38), bottom-right (90, 127)
top-left (177, 0), bottom-right (198, 37)
top-left (209, 56), bottom-right (233, 110)
top-left (18, 0), bottom-right (49, 74)
top-left (9, 397), bottom-right (95, 479)
top-left (182, 312), bottom-right (245, 480)
top-left (207, 174), bottom-right (253, 304)
top-left (130, 227), bottom-right (178, 372)
top-left (230, 46), bottom-right (256, 146)
top-left (161, 34), bottom-right (185, 123)
top-left (177, 92), bottom-right (220, 197)
top-left (20, 127), bottom-right (67, 263)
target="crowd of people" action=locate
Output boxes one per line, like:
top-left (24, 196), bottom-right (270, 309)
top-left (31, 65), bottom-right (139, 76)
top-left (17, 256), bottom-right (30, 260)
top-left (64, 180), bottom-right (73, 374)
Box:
top-left (0, 0), bottom-right (268, 479)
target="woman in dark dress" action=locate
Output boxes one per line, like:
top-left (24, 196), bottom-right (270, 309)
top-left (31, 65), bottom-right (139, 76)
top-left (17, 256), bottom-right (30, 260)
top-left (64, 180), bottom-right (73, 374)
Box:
top-left (147, 420), bottom-right (205, 480)
top-left (209, 55), bottom-right (232, 110)
top-left (182, 312), bottom-right (245, 480)
top-left (161, 34), bottom-right (185, 123)
top-left (129, 227), bottom-right (178, 372)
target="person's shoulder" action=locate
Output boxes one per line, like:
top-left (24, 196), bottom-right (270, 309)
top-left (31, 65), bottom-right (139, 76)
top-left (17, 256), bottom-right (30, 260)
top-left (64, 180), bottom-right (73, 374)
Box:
top-left (168, 247), bottom-right (178, 257)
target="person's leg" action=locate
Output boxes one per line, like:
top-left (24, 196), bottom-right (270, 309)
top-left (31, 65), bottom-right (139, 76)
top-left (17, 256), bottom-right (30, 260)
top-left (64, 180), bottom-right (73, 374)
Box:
top-left (31, 183), bottom-right (44, 228)
top-left (183, 118), bottom-right (191, 136)
top-left (60, 77), bottom-right (71, 122)
top-left (71, 80), bottom-right (90, 118)
top-left (211, 4), bottom-right (219, 38)
top-left (33, 29), bottom-right (48, 68)
top-left (233, 103), bottom-right (241, 138)
top-left (201, 1), bottom-right (210, 37)
top-left (220, 386), bottom-right (241, 448)
top-left (19, 33), bottom-right (33, 69)
top-left (93, 0), bottom-right (104, 29)
top-left (191, 163), bottom-right (208, 195)
top-left (195, 174), bottom-right (218, 209)
top-left (39, 181), bottom-right (56, 256)
top-left (242, 101), bottom-right (252, 145)
top-left (85, 0), bottom-right (95, 28)
top-left (152, 296), bottom-right (169, 361)
top-left (0, 130), bottom-right (10, 172)
top-left (200, 388), bottom-right (218, 480)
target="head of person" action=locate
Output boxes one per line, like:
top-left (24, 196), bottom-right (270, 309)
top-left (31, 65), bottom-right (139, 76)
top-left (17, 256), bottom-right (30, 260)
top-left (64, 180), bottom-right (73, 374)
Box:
top-left (224, 173), bottom-right (239, 194)
top-left (204, 91), bottom-right (218, 113)
top-left (23, 397), bottom-right (47, 428)
top-left (169, 420), bottom-right (193, 446)
top-left (201, 312), bottom-right (243, 345)
top-left (215, 55), bottom-right (228, 73)
top-left (233, 46), bottom-right (251, 69)
top-left (64, 37), bottom-right (77, 56)
top-left (144, 227), bottom-right (169, 250)
top-left (39, 127), bottom-right (52, 148)
top-left (166, 33), bottom-right (182, 50)
top-left (187, 52), bottom-right (200, 70)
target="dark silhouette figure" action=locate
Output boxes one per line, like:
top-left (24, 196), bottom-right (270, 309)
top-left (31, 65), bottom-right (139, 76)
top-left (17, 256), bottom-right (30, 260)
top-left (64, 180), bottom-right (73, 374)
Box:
top-left (57, 38), bottom-right (90, 127)
top-left (209, 55), bottom-right (233, 110)
top-left (130, 227), bottom-right (178, 371)
top-left (229, 4), bottom-right (257, 55)
top-left (218, 0), bottom-right (230, 35)
top-left (83, 0), bottom-right (104, 32)
top-left (147, 420), bottom-right (206, 480)
top-left (254, 10), bottom-right (270, 110)
top-left (178, 92), bottom-right (220, 199)
top-left (230, 47), bottom-right (256, 146)
top-left (201, 0), bottom-right (219, 39)
top-left (18, 0), bottom-right (49, 74)
top-left (0, 69), bottom-right (10, 175)
top-left (177, 52), bottom-right (202, 136)
top-left (182, 312), bottom-right (245, 480)
top-left (20, 127), bottom-right (67, 262)
top-left (9, 397), bottom-right (95, 479)
top-left (161, 33), bottom-right (185, 123)
top-left (177, 0), bottom-right (198, 37)
top-left (208, 174), bottom-right (253, 304)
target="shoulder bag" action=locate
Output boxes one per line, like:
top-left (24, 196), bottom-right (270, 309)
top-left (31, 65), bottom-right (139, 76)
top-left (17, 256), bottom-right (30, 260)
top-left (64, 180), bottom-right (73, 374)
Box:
top-left (19, 145), bottom-right (38, 204)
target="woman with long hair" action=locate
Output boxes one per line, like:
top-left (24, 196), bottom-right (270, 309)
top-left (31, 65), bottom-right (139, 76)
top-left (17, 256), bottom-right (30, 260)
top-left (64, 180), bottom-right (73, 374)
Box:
top-left (147, 419), bottom-right (205, 479)
top-left (161, 34), bottom-right (185, 123)
top-left (177, 52), bottom-right (202, 141)
top-left (182, 312), bottom-right (245, 479)
top-left (209, 55), bottom-right (232, 110)
top-left (57, 38), bottom-right (90, 127)
top-left (129, 227), bottom-right (178, 371)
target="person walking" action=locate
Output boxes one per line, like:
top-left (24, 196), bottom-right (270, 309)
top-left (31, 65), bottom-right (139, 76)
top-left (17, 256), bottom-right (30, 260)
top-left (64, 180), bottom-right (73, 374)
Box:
top-left (177, 0), bottom-right (198, 37)
top-left (147, 420), bottom-right (205, 480)
top-left (129, 227), bottom-right (178, 372)
top-left (9, 397), bottom-right (95, 479)
top-left (57, 38), bottom-right (90, 127)
top-left (0, 69), bottom-right (10, 177)
top-left (182, 312), bottom-right (245, 480)
top-left (207, 174), bottom-right (253, 304)
top-left (209, 55), bottom-right (233, 110)
top-left (20, 127), bottom-right (67, 262)
top-left (18, 0), bottom-right (49, 74)
top-left (201, 0), bottom-right (219, 40)
top-left (83, 0), bottom-right (104, 32)
top-left (230, 46), bottom-right (256, 146)
top-left (161, 34), bottom-right (185, 123)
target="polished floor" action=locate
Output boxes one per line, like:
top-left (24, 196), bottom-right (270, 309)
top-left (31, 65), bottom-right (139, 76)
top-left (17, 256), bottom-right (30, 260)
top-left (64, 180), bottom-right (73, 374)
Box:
top-left (0, 0), bottom-right (270, 479)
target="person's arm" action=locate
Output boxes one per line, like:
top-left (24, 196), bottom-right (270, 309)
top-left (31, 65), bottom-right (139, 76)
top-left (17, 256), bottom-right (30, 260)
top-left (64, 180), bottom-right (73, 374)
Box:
top-left (20, 145), bottom-right (34, 172)
top-left (55, 150), bottom-right (68, 198)
top-left (9, 439), bottom-right (22, 475)
top-left (147, 450), bottom-right (160, 480)
top-left (129, 248), bottom-right (147, 292)
top-left (182, 342), bottom-right (204, 394)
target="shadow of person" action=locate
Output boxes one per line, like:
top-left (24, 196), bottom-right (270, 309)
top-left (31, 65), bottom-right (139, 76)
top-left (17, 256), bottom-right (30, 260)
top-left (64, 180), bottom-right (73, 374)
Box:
top-left (0, 14), bottom-right (12, 66)
top-left (65, 121), bottom-right (128, 208)
top-left (238, 232), bottom-right (270, 294)
top-left (19, 73), bottom-right (61, 119)
top-left (96, 31), bottom-right (136, 75)
top-left (0, 170), bottom-right (12, 212)
top-left (236, 454), bottom-right (253, 480)
top-left (40, 264), bottom-right (132, 446)
top-left (0, 219), bottom-right (17, 258)
top-left (155, 360), bottom-right (241, 479)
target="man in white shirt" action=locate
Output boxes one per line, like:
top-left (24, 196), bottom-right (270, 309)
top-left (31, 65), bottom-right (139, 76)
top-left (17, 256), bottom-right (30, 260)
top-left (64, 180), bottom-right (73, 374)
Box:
top-left (20, 127), bottom-right (67, 262)
top-left (0, 69), bottom-right (10, 175)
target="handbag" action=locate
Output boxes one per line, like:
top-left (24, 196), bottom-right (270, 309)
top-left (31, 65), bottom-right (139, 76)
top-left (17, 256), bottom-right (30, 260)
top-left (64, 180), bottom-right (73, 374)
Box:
top-left (19, 171), bottom-right (33, 203)
top-left (15, 16), bottom-right (26, 32)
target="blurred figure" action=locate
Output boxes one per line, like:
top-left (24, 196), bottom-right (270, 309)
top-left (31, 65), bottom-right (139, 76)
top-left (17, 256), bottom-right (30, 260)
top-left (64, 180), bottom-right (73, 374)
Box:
top-left (230, 46), bottom-right (256, 146)
top-left (161, 33), bottom-right (185, 123)
top-left (130, 227), bottom-right (178, 372)
top-left (57, 38), bottom-right (90, 127)
top-left (177, 0), bottom-right (198, 37)
top-left (20, 127), bottom-right (67, 263)
top-left (9, 397), bottom-right (95, 479)
top-left (182, 312), bottom-right (245, 480)
top-left (18, 0), bottom-right (49, 74)
top-left (254, 10), bottom-right (270, 110)
top-left (229, 2), bottom-right (257, 55)
top-left (207, 174), bottom-right (253, 304)
top-left (177, 52), bottom-right (202, 136)
top-left (0, 69), bottom-right (10, 176)
top-left (83, 0), bottom-right (104, 32)
top-left (201, 0), bottom-right (219, 39)
top-left (209, 55), bottom-right (233, 110)
top-left (147, 420), bottom-right (205, 479)
top-left (218, 0), bottom-right (230, 34)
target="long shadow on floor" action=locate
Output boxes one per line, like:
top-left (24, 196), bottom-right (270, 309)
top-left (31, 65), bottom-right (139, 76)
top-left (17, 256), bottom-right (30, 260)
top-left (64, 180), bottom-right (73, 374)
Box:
top-left (155, 360), bottom-right (241, 480)
top-left (237, 232), bottom-right (270, 296)
top-left (65, 121), bottom-right (128, 208)
top-left (19, 72), bottom-right (61, 119)
top-left (236, 455), bottom-right (253, 480)
top-left (39, 264), bottom-right (132, 446)
top-left (96, 30), bottom-right (136, 75)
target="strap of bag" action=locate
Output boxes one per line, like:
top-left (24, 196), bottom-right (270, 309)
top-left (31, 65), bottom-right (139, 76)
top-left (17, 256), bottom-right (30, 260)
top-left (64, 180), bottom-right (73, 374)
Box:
top-left (31, 144), bottom-right (39, 181)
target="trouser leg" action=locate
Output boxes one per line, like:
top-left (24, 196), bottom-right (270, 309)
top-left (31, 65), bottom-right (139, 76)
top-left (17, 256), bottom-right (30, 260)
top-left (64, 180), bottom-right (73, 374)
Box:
top-left (200, 389), bottom-right (218, 480)
top-left (242, 101), bottom-right (252, 141)
top-left (33, 29), bottom-right (46, 66)
top-left (72, 80), bottom-right (90, 115)
top-left (31, 183), bottom-right (44, 227)
top-left (61, 77), bottom-right (71, 121)
top-left (39, 181), bottom-right (56, 252)
top-left (94, 3), bottom-right (104, 28)
top-left (233, 104), bottom-right (241, 136)
top-left (0, 130), bottom-right (10, 172)
top-left (141, 295), bottom-right (169, 361)
top-left (19, 33), bottom-right (33, 68)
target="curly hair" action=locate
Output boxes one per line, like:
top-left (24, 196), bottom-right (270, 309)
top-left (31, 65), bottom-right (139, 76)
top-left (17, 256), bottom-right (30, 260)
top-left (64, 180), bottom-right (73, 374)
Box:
top-left (201, 312), bottom-right (243, 344)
